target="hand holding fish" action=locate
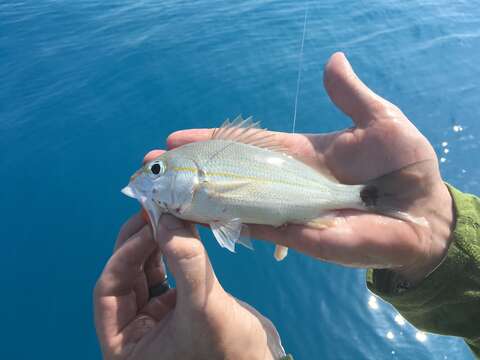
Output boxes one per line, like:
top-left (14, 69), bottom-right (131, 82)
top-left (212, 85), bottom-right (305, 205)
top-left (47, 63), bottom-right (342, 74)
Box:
top-left (94, 213), bottom-right (285, 360)
top-left (147, 53), bottom-right (454, 285)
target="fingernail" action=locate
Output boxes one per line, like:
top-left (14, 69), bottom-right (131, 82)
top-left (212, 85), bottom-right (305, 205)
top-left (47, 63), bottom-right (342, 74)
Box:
top-left (159, 214), bottom-right (185, 231)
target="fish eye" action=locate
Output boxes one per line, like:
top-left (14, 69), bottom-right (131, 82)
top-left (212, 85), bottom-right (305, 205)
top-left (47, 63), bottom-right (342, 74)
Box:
top-left (148, 161), bottom-right (165, 176)
top-left (151, 163), bottom-right (161, 175)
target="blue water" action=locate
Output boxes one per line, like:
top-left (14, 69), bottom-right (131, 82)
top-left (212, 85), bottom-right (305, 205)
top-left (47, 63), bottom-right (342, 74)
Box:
top-left (1, 1), bottom-right (479, 359)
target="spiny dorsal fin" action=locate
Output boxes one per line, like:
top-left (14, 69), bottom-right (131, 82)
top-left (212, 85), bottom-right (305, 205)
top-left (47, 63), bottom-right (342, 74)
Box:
top-left (211, 115), bottom-right (288, 153)
top-left (211, 116), bottom-right (340, 183)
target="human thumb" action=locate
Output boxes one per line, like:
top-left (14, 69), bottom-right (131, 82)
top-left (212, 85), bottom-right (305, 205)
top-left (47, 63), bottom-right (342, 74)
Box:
top-left (156, 214), bottom-right (221, 309)
top-left (323, 52), bottom-right (390, 128)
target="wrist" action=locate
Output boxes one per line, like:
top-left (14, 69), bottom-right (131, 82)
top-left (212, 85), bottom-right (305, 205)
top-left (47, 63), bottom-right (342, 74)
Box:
top-left (215, 297), bottom-right (286, 360)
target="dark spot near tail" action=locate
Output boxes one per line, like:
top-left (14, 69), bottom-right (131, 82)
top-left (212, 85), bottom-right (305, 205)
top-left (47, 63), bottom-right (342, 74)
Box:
top-left (361, 185), bottom-right (378, 207)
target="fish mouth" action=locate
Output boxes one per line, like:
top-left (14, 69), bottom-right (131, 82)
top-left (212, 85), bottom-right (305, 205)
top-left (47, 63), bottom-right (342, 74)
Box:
top-left (121, 185), bottom-right (136, 198)
top-left (121, 183), bottom-right (163, 240)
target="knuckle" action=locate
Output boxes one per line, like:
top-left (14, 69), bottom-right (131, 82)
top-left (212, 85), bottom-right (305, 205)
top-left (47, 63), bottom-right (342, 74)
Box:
top-left (370, 98), bottom-right (404, 121)
top-left (93, 277), bottom-right (107, 297)
top-left (164, 238), bottom-right (205, 261)
top-left (368, 98), bottom-right (390, 115)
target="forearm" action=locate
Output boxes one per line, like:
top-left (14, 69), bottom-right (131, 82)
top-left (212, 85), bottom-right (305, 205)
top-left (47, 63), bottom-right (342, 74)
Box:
top-left (366, 184), bottom-right (480, 358)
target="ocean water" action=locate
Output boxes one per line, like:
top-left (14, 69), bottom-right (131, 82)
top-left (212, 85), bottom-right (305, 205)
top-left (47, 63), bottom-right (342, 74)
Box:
top-left (1, 1), bottom-right (479, 359)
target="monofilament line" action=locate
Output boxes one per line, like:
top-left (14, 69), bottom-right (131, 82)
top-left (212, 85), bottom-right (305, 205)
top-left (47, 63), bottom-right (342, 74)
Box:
top-left (292, 0), bottom-right (309, 135)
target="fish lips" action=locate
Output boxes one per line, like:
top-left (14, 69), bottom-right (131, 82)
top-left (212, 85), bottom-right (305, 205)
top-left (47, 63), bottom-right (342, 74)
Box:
top-left (122, 183), bottom-right (163, 240)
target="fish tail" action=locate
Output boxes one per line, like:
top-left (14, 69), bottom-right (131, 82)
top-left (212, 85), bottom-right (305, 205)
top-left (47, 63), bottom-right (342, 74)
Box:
top-left (359, 160), bottom-right (436, 226)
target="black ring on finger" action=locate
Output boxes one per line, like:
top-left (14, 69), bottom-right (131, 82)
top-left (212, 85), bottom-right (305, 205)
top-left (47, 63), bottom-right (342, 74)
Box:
top-left (148, 278), bottom-right (170, 298)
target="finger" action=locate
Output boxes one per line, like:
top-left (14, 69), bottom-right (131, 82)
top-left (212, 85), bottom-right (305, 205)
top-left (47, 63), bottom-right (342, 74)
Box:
top-left (97, 226), bottom-right (156, 296)
top-left (144, 246), bottom-right (168, 292)
top-left (167, 128), bottom-right (213, 149)
top-left (248, 212), bottom-right (418, 268)
top-left (94, 225), bottom-right (157, 347)
top-left (143, 149), bottom-right (165, 164)
top-left (114, 212), bottom-right (146, 250)
top-left (119, 289), bottom-right (177, 347)
top-left (141, 288), bottom-right (177, 321)
top-left (167, 126), bottom-right (315, 159)
top-left (156, 214), bottom-right (221, 310)
top-left (323, 52), bottom-right (391, 128)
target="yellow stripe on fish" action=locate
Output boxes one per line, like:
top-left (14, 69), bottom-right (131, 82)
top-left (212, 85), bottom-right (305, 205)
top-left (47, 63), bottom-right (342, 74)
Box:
top-left (172, 166), bottom-right (301, 187)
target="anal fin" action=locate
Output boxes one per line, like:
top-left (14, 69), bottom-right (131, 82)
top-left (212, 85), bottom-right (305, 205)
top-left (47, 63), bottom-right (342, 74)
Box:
top-left (238, 235), bottom-right (253, 250)
top-left (274, 245), bottom-right (288, 261)
top-left (304, 217), bottom-right (337, 230)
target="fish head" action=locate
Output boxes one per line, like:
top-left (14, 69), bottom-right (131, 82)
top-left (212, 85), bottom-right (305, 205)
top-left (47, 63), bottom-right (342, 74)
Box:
top-left (122, 153), bottom-right (174, 239)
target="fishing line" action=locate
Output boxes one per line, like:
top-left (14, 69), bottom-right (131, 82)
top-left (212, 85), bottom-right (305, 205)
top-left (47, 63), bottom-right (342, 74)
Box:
top-left (292, 0), bottom-right (309, 135)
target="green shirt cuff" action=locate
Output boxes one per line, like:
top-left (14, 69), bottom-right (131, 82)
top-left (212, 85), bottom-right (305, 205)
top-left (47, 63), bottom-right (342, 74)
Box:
top-left (280, 355), bottom-right (294, 360)
top-left (366, 184), bottom-right (480, 341)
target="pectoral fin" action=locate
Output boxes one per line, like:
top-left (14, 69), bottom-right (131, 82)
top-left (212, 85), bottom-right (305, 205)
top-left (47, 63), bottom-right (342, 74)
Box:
top-left (201, 180), bottom-right (251, 198)
top-left (238, 224), bottom-right (253, 250)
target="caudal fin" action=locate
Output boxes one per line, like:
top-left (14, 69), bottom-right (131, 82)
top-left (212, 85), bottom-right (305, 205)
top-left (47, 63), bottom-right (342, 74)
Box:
top-left (359, 160), bottom-right (436, 226)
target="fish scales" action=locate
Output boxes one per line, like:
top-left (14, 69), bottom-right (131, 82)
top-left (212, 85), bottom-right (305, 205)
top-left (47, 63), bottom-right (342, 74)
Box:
top-left (122, 117), bottom-right (425, 260)
top-left (168, 140), bottom-right (363, 226)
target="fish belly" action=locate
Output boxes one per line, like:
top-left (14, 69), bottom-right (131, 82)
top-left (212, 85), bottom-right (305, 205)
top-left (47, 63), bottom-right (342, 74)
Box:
top-left (186, 182), bottom-right (312, 226)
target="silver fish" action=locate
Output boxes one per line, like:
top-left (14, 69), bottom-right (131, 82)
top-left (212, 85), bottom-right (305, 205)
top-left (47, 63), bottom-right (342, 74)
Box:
top-left (122, 116), bottom-right (424, 260)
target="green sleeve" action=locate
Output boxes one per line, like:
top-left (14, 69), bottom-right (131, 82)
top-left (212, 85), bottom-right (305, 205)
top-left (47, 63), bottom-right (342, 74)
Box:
top-left (280, 356), bottom-right (294, 360)
top-left (366, 184), bottom-right (480, 358)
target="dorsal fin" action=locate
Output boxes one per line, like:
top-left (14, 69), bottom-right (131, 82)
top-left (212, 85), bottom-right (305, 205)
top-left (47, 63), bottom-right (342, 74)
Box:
top-left (211, 115), bottom-right (340, 183)
top-left (211, 116), bottom-right (288, 153)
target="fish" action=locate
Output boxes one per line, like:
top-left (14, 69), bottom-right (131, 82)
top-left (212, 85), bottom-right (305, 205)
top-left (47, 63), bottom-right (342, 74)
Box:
top-left (122, 116), bottom-right (426, 261)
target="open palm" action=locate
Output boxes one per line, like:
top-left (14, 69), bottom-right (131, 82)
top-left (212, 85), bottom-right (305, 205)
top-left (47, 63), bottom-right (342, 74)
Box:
top-left (163, 53), bottom-right (454, 283)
